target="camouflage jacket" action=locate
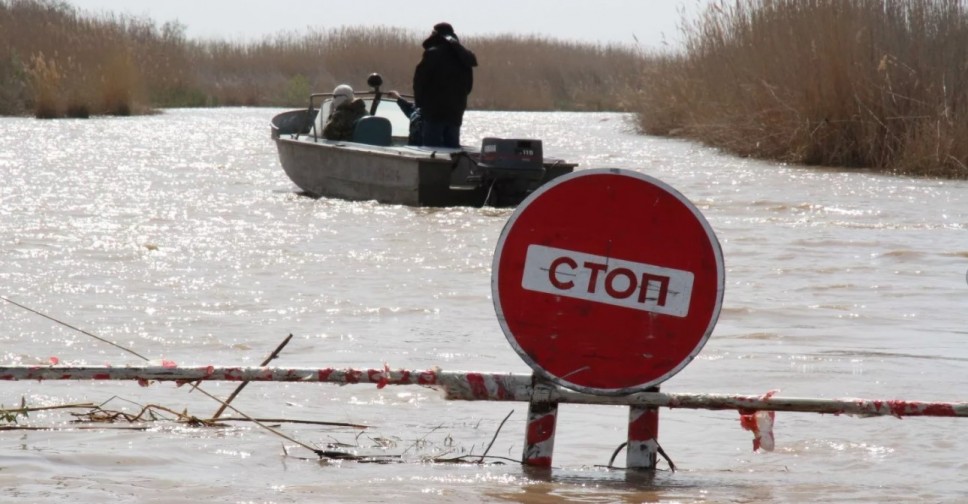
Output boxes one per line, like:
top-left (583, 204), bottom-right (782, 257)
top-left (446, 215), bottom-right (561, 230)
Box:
top-left (323, 99), bottom-right (367, 140)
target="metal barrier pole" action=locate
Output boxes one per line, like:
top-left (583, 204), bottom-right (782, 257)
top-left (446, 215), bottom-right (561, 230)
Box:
top-left (523, 381), bottom-right (558, 467)
top-left (4, 365), bottom-right (968, 418)
top-left (627, 386), bottom-right (660, 470)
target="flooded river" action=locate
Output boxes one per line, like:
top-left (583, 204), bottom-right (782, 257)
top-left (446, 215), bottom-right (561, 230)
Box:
top-left (2, 108), bottom-right (968, 502)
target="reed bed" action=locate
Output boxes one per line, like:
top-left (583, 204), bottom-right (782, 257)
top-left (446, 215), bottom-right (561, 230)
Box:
top-left (9, 0), bottom-right (964, 178)
top-left (0, 0), bottom-right (195, 116)
top-left (633, 0), bottom-right (968, 178)
top-left (0, 0), bottom-right (647, 116)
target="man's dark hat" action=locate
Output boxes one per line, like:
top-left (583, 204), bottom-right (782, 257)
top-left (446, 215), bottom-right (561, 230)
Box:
top-left (433, 22), bottom-right (455, 36)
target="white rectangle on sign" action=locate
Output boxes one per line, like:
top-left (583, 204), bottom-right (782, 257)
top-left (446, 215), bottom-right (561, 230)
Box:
top-left (521, 244), bottom-right (694, 317)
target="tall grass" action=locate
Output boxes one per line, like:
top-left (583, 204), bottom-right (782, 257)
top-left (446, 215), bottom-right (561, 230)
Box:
top-left (0, 0), bottom-right (647, 117)
top-left (181, 27), bottom-right (648, 111)
top-left (471, 35), bottom-right (649, 111)
top-left (0, 0), bottom-right (195, 117)
top-left (633, 0), bottom-right (968, 178)
top-left (6, 1), bottom-right (968, 178)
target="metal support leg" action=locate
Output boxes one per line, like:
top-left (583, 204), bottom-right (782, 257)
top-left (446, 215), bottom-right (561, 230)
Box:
top-left (522, 382), bottom-right (558, 467)
top-left (627, 386), bottom-right (660, 470)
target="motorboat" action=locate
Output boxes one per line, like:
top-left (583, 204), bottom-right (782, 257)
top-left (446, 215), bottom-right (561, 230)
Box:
top-left (269, 74), bottom-right (576, 207)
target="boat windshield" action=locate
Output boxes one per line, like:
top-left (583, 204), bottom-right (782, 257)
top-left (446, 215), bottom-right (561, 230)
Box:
top-left (317, 98), bottom-right (412, 139)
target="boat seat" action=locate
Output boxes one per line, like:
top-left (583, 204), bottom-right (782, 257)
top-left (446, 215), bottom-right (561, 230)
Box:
top-left (352, 116), bottom-right (392, 146)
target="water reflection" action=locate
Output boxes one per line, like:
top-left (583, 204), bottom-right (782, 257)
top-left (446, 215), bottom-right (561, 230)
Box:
top-left (2, 108), bottom-right (968, 502)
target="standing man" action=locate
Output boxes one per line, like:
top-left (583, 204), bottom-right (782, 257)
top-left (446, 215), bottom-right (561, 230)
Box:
top-left (413, 22), bottom-right (478, 148)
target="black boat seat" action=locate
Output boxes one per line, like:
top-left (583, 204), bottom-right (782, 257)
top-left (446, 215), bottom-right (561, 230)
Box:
top-left (352, 116), bottom-right (392, 146)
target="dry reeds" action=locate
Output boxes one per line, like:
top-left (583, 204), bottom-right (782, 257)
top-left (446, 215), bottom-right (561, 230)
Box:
top-left (183, 27), bottom-right (647, 111)
top-left (471, 35), bottom-right (647, 111)
top-left (0, 0), bottom-right (649, 116)
top-left (0, 0), bottom-right (192, 117)
top-left (633, 0), bottom-right (968, 178)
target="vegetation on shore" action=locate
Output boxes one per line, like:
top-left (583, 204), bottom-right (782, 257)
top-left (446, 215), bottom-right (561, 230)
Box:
top-left (0, 0), bottom-right (645, 117)
top-left (633, 0), bottom-right (968, 178)
top-left (2, 0), bottom-right (967, 178)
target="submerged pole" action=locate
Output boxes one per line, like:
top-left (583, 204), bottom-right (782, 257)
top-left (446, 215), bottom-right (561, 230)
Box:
top-left (627, 386), bottom-right (661, 470)
top-left (523, 381), bottom-right (559, 467)
top-left (3, 365), bottom-right (968, 418)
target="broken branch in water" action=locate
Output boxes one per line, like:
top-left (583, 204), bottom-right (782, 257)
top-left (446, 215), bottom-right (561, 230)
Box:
top-left (215, 417), bottom-right (368, 429)
top-left (208, 333), bottom-right (293, 419)
top-left (479, 409), bottom-right (514, 463)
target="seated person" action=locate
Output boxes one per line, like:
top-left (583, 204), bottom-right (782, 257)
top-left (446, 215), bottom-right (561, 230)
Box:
top-left (323, 84), bottom-right (367, 140)
top-left (387, 90), bottom-right (423, 146)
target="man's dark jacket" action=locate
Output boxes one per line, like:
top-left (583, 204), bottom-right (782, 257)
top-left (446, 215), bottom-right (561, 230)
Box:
top-left (413, 33), bottom-right (478, 126)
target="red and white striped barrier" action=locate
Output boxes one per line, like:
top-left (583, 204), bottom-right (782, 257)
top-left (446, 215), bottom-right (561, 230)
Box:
top-left (3, 365), bottom-right (966, 416)
top-left (5, 364), bottom-right (968, 469)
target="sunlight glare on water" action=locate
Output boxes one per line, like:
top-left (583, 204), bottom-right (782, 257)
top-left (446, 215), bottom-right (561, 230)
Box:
top-left (2, 108), bottom-right (968, 502)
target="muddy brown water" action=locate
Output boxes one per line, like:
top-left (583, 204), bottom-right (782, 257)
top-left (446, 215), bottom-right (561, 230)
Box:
top-left (2, 108), bottom-right (968, 502)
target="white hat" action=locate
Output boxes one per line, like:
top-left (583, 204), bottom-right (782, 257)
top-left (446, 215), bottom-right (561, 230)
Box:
top-left (332, 84), bottom-right (354, 107)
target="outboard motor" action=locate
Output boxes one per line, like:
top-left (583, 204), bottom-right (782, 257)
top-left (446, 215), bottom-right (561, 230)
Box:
top-left (477, 138), bottom-right (545, 181)
top-left (449, 138), bottom-right (546, 206)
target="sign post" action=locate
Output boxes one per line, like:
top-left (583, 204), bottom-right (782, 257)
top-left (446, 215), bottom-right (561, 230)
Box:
top-left (492, 168), bottom-right (725, 468)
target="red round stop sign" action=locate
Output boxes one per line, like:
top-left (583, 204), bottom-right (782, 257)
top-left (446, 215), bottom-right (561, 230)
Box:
top-left (492, 169), bottom-right (724, 395)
